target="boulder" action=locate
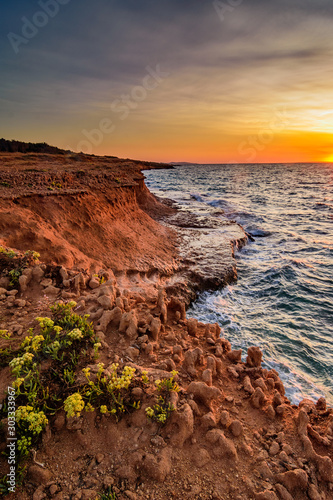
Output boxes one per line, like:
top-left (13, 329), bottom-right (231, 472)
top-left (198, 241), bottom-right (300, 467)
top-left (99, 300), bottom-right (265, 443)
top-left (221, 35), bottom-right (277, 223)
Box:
top-left (243, 375), bottom-right (255, 394)
top-left (316, 397), bottom-right (326, 411)
top-left (142, 447), bottom-right (172, 482)
top-left (250, 387), bottom-right (266, 408)
top-left (149, 317), bottom-right (161, 341)
top-left (167, 404), bottom-right (194, 447)
top-left (187, 318), bottom-right (198, 337)
top-left (97, 295), bottom-right (114, 310)
top-left (98, 307), bottom-right (122, 331)
top-left (28, 466), bottom-right (52, 485)
top-left (206, 356), bottom-right (217, 376)
top-left (183, 348), bottom-right (203, 377)
top-left (226, 349), bottom-right (242, 363)
top-left (246, 346), bottom-right (263, 367)
top-left (32, 266), bottom-right (44, 283)
top-left (202, 369), bottom-right (213, 386)
top-left (167, 297), bottom-right (186, 321)
top-left (187, 382), bottom-right (222, 409)
top-left (191, 447), bottom-right (211, 468)
top-left (229, 419), bottom-right (243, 437)
top-left (200, 411), bottom-right (217, 430)
top-left (220, 410), bottom-right (230, 427)
top-left (254, 377), bottom-right (267, 392)
top-left (89, 278), bottom-right (100, 289)
top-left (206, 429), bottom-right (238, 461)
top-left (275, 484), bottom-right (293, 500)
top-left (157, 288), bottom-right (167, 324)
top-left (274, 469), bottom-right (308, 492)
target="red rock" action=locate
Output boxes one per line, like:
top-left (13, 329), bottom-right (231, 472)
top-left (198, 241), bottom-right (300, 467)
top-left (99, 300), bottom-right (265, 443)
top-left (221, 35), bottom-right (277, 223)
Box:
top-left (275, 484), bottom-right (293, 500)
top-left (167, 404), bottom-right (194, 447)
top-left (220, 410), bottom-right (230, 427)
top-left (187, 381), bottom-right (222, 409)
top-left (226, 349), bottom-right (242, 363)
top-left (142, 447), bottom-right (172, 482)
top-left (274, 469), bottom-right (308, 492)
top-left (206, 356), bottom-right (217, 376)
top-left (187, 318), bottom-right (198, 336)
top-left (269, 441), bottom-right (280, 456)
top-left (200, 411), bottom-right (217, 430)
top-left (149, 317), bottom-right (161, 341)
top-left (183, 348), bottom-right (203, 377)
top-left (191, 447), bottom-right (211, 468)
top-left (254, 377), bottom-right (267, 392)
top-left (28, 466), bottom-right (52, 485)
top-left (266, 405), bottom-right (276, 419)
top-left (246, 346), bottom-right (263, 367)
top-left (202, 368), bottom-right (213, 386)
top-left (316, 397), bottom-right (326, 411)
top-left (229, 419), bottom-right (243, 437)
top-left (115, 465), bottom-right (138, 483)
top-left (250, 387), bottom-right (266, 408)
top-left (255, 491), bottom-right (278, 500)
top-left (243, 375), bottom-right (255, 394)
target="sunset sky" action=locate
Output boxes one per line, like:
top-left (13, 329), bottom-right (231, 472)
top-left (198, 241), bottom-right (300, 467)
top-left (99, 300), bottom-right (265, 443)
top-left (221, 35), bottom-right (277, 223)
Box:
top-left (1, 0), bottom-right (333, 163)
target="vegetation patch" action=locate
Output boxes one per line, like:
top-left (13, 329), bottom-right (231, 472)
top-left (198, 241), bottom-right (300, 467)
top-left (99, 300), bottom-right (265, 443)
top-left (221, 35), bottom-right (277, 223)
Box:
top-left (0, 299), bottom-right (179, 495)
top-left (0, 248), bottom-right (40, 288)
top-left (145, 370), bottom-right (179, 424)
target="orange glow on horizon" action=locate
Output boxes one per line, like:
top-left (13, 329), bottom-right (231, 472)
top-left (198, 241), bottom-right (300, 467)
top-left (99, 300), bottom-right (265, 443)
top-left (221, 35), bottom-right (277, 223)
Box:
top-left (92, 130), bottom-right (333, 165)
top-left (323, 155), bottom-right (333, 163)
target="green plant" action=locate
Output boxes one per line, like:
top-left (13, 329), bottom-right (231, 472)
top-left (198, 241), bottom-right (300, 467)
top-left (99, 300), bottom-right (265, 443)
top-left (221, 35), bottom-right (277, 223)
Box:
top-left (155, 370), bottom-right (180, 393)
top-left (49, 181), bottom-right (62, 190)
top-left (0, 247), bottom-right (40, 289)
top-left (0, 465), bottom-right (26, 496)
top-left (8, 268), bottom-right (21, 286)
top-left (145, 371), bottom-right (179, 424)
top-left (145, 396), bottom-right (175, 424)
top-left (3, 301), bottom-right (100, 465)
top-left (80, 363), bottom-right (139, 418)
top-left (0, 330), bottom-right (11, 339)
top-left (64, 393), bottom-right (85, 418)
top-left (141, 370), bottom-right (149, 384)
top-left (63, 368), bottom-right (76, 386)
top-left (99, 488), bottom-right (118, 500)
top-left (16, 406), bottom-right (48, 457)
top-left (0, 247), bottom-right (17, 258)
top-left (24, 250), bottom-right (40, 263)
top-left (93, 274), bottom-right (106, 285)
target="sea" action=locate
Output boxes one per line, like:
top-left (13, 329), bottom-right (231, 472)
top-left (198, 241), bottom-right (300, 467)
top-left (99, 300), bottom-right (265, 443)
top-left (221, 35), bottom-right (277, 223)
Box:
top-left (143, 163), bottom-right (333, 406)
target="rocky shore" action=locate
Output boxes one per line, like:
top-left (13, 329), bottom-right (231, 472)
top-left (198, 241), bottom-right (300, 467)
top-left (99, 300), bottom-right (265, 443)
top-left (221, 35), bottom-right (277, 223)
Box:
top-left (0, 153), bottom-right (332, 499)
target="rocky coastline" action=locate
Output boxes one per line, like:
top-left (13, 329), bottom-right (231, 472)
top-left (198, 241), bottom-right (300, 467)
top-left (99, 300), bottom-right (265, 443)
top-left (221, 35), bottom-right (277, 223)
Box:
top-left (0, 152), bottom-right (332, 500)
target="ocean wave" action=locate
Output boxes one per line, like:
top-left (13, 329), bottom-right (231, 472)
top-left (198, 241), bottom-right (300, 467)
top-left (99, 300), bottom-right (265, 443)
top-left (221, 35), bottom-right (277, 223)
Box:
top-left (145, 163), bottom-right (333, 405)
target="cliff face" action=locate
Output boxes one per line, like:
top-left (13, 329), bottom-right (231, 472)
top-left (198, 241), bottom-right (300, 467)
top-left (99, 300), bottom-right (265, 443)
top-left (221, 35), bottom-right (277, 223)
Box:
top-left (0, 152), bottom-right (247, 303)
top-left (0, 153), bottom-right (178, 274)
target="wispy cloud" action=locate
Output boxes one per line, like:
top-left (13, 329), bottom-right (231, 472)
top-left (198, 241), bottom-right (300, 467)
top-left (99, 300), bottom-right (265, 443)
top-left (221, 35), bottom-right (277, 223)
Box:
top-left (1, 0), bottom-right (333, 161)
